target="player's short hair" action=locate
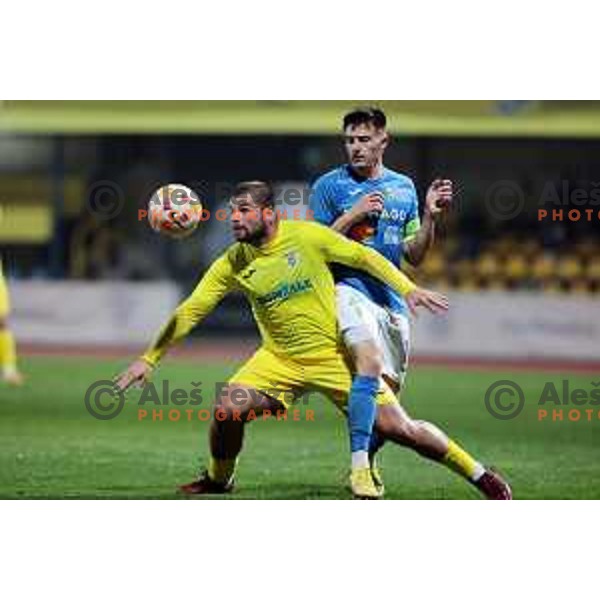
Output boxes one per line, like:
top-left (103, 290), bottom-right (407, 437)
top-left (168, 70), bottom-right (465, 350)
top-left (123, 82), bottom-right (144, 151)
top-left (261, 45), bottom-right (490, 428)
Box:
top-left (342, 106), bottom-right (387, 131)
top-left (232, 181), bottom-right (275, 209)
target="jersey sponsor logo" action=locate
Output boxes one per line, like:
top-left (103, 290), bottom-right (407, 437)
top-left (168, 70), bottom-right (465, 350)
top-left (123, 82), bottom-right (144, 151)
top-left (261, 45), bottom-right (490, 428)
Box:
top-left (380, 208), bottom-right (408, 221)
top-left (256, 278), bottom-right (313, 306)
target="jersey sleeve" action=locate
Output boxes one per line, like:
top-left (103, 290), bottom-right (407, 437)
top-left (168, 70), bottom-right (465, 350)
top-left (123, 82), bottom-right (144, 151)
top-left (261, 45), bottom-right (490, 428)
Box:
top-left (302, 222), bottom-right (417, 296)
top-left (309, 175), bottom-right (338, 225)
top-left (141, 254), bottom-right (235, 366)
top-left (403, 181), bottom-right (421, 242)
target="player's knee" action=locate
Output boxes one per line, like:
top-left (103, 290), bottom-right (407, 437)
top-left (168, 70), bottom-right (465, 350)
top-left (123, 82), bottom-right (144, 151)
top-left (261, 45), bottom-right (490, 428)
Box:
top-left (0, 317), bottom-right (6, 330)
top-left (354, 350), bottom-right (383, 378)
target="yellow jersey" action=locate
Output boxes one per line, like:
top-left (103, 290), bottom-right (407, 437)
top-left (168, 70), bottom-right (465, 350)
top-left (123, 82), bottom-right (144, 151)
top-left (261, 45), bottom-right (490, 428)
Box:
top-left (142, 220), bottom-right (416, 366)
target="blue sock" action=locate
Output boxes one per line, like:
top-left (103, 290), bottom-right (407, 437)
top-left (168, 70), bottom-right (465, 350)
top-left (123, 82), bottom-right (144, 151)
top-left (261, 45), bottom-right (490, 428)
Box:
top-left (348, 375), bottom-right (379, 453)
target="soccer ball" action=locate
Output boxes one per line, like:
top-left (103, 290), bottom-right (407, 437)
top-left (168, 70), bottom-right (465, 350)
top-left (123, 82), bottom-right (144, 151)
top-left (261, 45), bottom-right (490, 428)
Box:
top-left (148, 184), bottom-right (202, 239)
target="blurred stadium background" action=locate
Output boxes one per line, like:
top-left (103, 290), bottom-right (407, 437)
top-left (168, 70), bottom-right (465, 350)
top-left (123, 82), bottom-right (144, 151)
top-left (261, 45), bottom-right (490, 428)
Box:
top-left (2, 100), bottom-right (600, 499)
top-left (2, 100), bottom-right (599, 363)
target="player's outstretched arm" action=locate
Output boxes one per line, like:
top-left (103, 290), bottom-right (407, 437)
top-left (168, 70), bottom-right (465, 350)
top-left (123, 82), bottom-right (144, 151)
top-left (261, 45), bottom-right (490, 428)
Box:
top-left (114, 255), bottom-right (234, 392)
top-left (309, 221), bottom-right (417, 294)
top-left (307, 221), bottom-right (448, 314)
top-left (142, 254), bottom-right (234, 366)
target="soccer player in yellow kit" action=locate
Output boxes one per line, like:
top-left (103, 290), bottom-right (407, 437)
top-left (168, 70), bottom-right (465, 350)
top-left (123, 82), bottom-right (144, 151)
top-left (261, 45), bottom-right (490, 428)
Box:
top-left (115, 181), bottom-right (502, 499)
top-left (0, 260), bottom-right (24, 386)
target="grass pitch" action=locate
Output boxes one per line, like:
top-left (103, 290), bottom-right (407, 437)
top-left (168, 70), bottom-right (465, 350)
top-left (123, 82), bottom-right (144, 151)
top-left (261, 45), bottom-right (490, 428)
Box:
top-left (1, 355), bottom-right (599, 499)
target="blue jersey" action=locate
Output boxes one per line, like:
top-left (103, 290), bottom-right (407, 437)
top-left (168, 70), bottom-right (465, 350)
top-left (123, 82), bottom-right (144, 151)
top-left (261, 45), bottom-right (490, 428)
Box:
top-left (309, 165), bottom-right (420, 315)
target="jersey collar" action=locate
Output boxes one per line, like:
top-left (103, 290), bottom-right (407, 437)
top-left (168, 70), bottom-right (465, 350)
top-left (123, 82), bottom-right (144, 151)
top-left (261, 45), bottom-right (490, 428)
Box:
top-left (346, 164), bottom-right (386, 183)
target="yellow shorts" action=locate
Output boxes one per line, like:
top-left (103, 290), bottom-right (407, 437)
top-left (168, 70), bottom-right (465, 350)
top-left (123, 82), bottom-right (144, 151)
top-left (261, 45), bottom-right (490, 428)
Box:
top-left (230, 347), bottom-right (398, 411)
top-left (0, 269), bottom-right (9, 318)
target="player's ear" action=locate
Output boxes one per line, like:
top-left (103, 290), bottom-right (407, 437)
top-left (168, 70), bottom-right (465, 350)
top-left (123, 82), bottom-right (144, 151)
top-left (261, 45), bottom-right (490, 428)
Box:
top-left (379, 130), bottom-right (389, 150)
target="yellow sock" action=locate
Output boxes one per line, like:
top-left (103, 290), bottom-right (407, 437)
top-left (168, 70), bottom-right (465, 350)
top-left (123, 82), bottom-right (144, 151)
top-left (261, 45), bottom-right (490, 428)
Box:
top-left (208, 457), bottom-right (237, 483)
top-left (443, 440), bottom-right (485, 482)
top-left (0, 329), bottom-right (17, 375)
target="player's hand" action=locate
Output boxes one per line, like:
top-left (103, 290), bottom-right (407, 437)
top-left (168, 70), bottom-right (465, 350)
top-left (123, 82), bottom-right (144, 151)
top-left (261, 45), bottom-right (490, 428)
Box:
top-left (405, 287), bottom-right (449, 317)
top-left (113, 359), bottom-right (153, 393)
top-left (348, 192), bottom-right (384, 222)
top-left (425, 179), bottom-right (453, 217)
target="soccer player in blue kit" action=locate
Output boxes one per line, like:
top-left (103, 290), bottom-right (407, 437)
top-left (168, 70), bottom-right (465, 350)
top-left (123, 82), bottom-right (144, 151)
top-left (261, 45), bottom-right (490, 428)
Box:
top-left (310, 106), bottom-right (512, 499)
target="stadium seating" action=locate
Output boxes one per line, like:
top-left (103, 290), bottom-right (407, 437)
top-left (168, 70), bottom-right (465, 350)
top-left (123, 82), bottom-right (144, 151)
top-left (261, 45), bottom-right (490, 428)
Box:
top-left (420, 235), bottom-right (600, 294)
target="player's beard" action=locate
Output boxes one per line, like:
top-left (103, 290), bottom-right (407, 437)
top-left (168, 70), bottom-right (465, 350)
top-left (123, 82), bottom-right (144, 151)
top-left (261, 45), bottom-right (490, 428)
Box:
top-left (239, 220), bottom-right (267, 246)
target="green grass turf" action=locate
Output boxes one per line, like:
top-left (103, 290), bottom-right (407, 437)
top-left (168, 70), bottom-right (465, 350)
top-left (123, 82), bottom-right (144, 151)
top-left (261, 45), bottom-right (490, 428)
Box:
top-left (1, 356), bottom-right (600, 499)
